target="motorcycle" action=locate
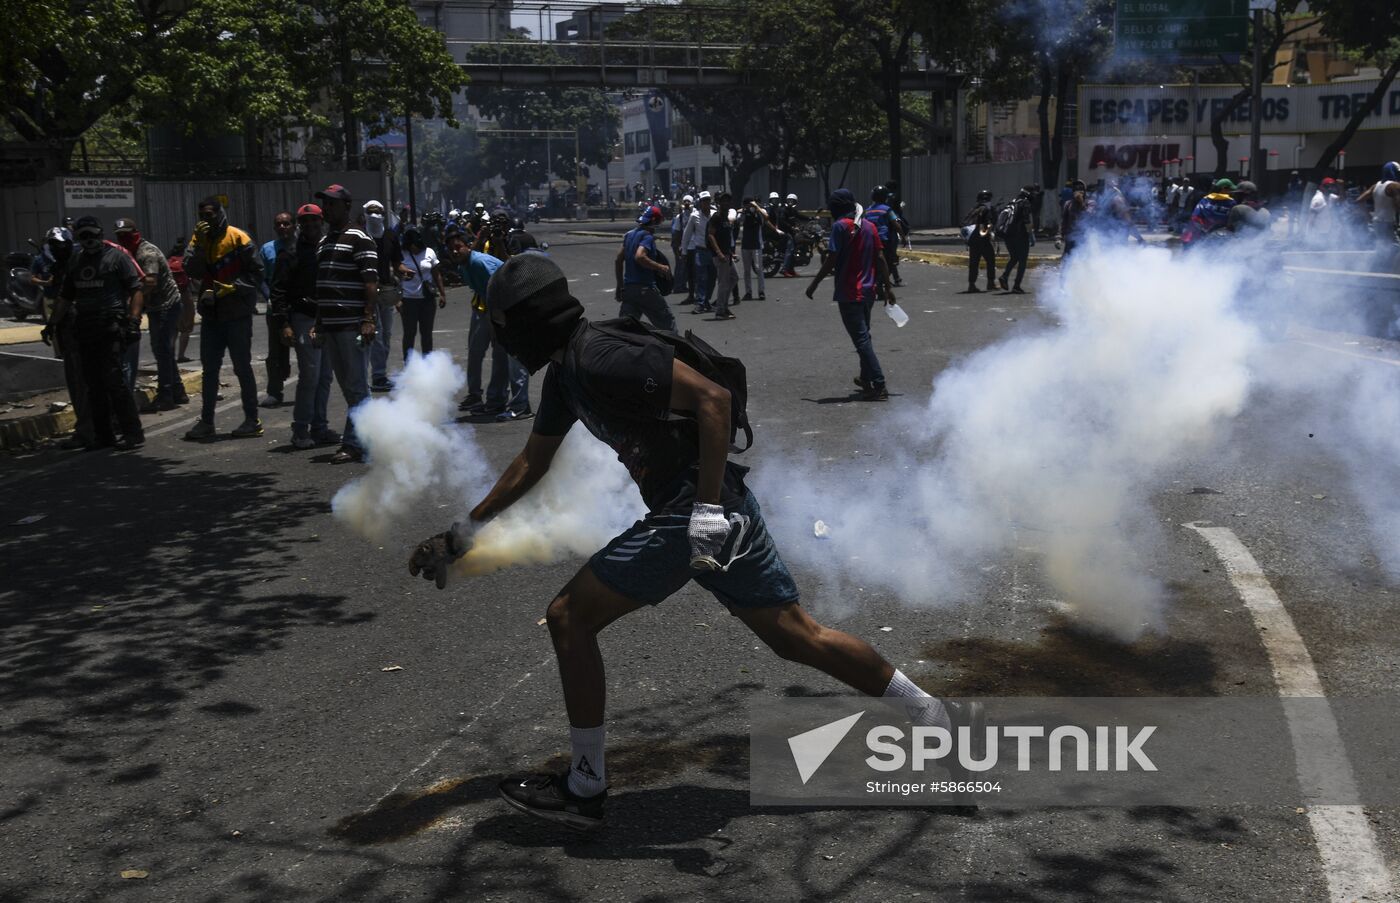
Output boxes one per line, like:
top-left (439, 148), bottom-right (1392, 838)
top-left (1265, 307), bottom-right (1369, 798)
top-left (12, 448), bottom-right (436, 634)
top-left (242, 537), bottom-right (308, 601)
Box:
top-left (763, 220), bottom-right (828, 277)
top-left (526, 203), bottom-right (542, 224)
top-left (6, 240), bottom-right (48, 321)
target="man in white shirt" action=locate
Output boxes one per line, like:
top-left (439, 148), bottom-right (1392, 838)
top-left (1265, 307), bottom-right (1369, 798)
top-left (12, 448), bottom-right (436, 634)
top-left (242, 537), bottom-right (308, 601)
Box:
top-left (681, 191), bottom-right (714, 309)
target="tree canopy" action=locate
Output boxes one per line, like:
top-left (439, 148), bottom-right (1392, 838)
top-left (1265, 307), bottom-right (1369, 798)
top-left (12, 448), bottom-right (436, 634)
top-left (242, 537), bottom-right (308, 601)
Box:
top-left (3, 0), bottom-right (465, 167)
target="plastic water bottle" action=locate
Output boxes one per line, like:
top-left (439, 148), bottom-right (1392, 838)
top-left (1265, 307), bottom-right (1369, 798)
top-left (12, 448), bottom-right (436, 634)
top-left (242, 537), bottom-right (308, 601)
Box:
top-left (885, 303), bottom-right (909, 328)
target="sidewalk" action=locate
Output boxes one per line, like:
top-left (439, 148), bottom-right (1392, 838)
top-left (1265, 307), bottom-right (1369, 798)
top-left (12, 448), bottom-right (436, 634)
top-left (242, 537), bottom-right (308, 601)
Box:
top-left (0, 365), bottom-right (202, 450)
top-left (0, 320), bottom-right (45, 346)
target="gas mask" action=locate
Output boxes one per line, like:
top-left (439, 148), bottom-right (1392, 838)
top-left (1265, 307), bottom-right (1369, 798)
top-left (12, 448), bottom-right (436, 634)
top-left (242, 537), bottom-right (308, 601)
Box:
top-left (76, 230), bottom-right (104, 253)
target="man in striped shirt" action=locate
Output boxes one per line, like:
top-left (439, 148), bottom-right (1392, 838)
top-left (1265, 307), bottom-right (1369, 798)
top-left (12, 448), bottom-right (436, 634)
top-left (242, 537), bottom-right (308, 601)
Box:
top-left (312, 184), bottom-right (379, 464)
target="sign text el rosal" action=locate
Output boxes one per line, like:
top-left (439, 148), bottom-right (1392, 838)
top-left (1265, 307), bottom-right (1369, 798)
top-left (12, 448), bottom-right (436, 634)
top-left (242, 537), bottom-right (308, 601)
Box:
top-left (1080, 81), bottom-right (1400, 136)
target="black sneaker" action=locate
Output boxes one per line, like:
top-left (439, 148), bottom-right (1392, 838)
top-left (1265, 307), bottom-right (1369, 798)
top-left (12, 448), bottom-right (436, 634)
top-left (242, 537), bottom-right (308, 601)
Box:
top-left (861, 384), bottom-right (889, 401)
top-left (370, 380), bottom-right (393, 394)
top-left (458, 392), bottom-right (483, 412)
top-left (967, 285), bottom-right (982, 293)
top-left (758, 293), bottom-right (766, 300)
top-left (943, 700), bottom-right (987, 782)
top-left (498, 770), bottom-right (605, 832)
top-left (998, 275), bottom-right (1009, 291)
top-left (742, 292), bottom-right (753, 301)
top-left (715, 311), bottom-right (736, 320)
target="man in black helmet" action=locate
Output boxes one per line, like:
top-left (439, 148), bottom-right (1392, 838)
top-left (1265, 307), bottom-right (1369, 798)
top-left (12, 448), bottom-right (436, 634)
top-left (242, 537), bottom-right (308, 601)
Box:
top-left (406, 252), bottom-right (979, 832)
top-left (49, 216), bottom-right (146, 450)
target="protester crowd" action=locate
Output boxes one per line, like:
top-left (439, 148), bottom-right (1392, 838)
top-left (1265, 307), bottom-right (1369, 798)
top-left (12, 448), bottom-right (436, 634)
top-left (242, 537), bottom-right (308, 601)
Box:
top-left (28, 162), bottom-right (1398, 458)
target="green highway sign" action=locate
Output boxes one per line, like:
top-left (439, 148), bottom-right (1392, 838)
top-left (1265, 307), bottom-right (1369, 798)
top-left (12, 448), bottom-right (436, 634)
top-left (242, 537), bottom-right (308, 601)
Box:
top-left (1115, 0), bottom-right (1249, 58)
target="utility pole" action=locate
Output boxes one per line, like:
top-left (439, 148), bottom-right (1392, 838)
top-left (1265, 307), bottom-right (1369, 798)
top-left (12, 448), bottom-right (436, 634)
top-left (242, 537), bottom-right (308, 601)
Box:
top-left (1249, 1), bottom-right (1272, 187)
top-left (405, 108), bottom-right (417, 223)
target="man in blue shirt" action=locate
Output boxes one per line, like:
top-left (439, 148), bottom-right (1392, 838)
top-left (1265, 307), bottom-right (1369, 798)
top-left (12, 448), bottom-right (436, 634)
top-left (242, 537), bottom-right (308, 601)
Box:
top-left (866, 186), bottom-right (901, 297)
top-left (259, 211), bottom-right (295, 406)
top-left (614, 205), bottom-right (676, 331)
top-left (445, 229), bottom-right (531, 421)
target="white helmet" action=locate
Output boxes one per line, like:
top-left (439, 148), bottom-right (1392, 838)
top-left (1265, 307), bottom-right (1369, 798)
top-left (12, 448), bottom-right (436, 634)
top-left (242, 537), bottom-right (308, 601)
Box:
top-left (682, 194), bottom-right (694, 204)
top-left (474, 202), bottom-right (485, 211)
top-left (448, 208), bottom-right (460, 218)
top-left (768, 191), bottom-right (780, 200)
top-left (786, 193), bottom-right (798, 202)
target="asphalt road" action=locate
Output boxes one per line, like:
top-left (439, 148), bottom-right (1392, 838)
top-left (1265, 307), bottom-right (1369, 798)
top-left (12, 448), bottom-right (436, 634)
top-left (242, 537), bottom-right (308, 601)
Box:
top-left (2, 223), bottom-right (1399, 902)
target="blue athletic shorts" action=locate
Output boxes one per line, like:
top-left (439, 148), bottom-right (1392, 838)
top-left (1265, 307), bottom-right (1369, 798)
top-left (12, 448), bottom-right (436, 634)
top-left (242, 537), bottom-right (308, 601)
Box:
top-left (588, 488), bottom-right (800, 610)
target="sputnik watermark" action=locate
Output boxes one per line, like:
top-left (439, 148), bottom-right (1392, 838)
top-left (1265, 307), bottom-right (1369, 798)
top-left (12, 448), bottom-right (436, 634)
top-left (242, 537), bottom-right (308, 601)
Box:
top-left (751, 697), bottom-right (1400, 807)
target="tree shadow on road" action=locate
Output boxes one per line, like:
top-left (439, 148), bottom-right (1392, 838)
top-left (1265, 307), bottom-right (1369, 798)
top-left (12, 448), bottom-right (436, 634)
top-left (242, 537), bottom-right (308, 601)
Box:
top-left (0, 451), bottom-right (369, 766)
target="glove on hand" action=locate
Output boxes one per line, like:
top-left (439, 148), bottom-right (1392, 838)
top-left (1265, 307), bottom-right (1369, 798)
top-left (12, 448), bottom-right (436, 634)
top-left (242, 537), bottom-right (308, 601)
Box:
top-left (408, 521), bottom-right (474, 589)
top-left (688, 502), bottom-right (731, 571)
top-left (213, 281), bottom-right (236, 298)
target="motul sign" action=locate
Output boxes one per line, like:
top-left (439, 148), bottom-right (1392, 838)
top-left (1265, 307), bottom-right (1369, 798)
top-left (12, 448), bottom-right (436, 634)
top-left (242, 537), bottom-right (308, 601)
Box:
top-left (1087, 143), bottom-right (1182, 171)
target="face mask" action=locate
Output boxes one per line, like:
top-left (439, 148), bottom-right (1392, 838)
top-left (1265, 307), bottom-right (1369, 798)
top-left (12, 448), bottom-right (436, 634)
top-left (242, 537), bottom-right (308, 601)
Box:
top-left (365, 213), bottom-right (385, 238)
top-left (489, 276), bottom-right (584, 374)
top-left (78, 235), bottom-right (103, 253)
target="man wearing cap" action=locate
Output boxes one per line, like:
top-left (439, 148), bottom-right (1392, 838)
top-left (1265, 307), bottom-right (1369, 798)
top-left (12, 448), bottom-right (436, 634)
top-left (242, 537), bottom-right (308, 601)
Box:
top-left (1182, 178), bottom-right (1237, 245)
top-left (361, 200), bottom-right (405, 393)
top-left (670, 195), bottom-right (693, 302)
top-left (312, 184), bottom-right (379, 462)
top-left (805, 188), bottom-right (893, 401)
top-left (258, 211), bottom-right (296, 408)
top-left (182, 196), bottom-right (265, 440)
top-left (681, 191), bottom-right (714, 310)
top-left (49, 216), bottom-right (146, 449)
top-left (114, 218), bottom-right (184, 410)
top-left (406, 251), bottom-right (980, 831)
top-left (270, 204), bottom-right (339, 449)
top-left (614, 205), bottom-right (676, 331)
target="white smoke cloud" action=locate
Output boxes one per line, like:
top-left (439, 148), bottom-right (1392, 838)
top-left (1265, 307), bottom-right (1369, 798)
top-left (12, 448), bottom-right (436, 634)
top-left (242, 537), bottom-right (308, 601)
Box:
top-left (755, 238), bottom-right (1261, 641)
top-left (332, 351), bottom-right (644, 574)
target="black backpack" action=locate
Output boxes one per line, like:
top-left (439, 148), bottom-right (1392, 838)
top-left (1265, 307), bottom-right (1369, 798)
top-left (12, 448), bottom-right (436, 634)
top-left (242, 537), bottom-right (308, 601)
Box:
top-left (590, 317), bottom-right (754, 453)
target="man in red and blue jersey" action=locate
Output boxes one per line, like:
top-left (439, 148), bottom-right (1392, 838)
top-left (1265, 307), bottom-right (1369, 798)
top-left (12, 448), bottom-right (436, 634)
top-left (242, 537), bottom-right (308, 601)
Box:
top-left (805, 188), bottom-right (894, 401)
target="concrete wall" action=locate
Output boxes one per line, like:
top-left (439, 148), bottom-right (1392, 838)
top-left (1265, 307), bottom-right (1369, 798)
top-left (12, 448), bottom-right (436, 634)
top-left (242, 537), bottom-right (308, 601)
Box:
top-left (1, 170), bottom-right (389, 258)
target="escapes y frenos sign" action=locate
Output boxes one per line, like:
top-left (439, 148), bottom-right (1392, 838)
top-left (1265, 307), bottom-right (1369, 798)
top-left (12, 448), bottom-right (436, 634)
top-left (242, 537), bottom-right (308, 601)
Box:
top-left (1079, 79), bottom-right (1400, 137)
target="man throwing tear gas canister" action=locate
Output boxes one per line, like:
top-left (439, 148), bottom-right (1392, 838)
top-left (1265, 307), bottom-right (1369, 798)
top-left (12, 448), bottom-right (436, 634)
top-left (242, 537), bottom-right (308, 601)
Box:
top-left (407, 253), bottom-right (982, 832)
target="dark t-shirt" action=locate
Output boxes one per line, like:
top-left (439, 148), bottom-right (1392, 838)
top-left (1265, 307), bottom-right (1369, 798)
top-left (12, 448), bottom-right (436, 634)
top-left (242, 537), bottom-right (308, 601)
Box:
top-left (707, 214), bottom-right (734, 256)
top-left (534, 320), bottom-right (745, 510)
top-left (60, 245), bottom-right (141, 319)
top-left (739, 209), bottom-right (764, 249)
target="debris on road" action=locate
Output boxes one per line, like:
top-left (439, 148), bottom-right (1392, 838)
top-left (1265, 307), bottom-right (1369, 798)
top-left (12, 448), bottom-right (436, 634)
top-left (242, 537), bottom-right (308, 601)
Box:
top-left (880, 626), bottom-right (893, 632)
top-left (380, 665), bottom-right (404, 672)
top-left (813, 520), bottom-right (830, 538)
top-left (1312, 494), bottom-right (1326, 500)
top-left (536, 617), bottom-right (547, 626)
top-left (13, 514), bottom-right (45, 525)
top-left (120, 870), bottom-right (148, 879)
top-left (1189, 487), bottom-right (1223, 495)
top-left (48, 401), bottom-right (70, 413)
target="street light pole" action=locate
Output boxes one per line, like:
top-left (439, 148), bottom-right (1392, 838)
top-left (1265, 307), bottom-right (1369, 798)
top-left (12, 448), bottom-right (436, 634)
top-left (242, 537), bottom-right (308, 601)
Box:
top-left (1249, 3), bottom-right (1267, 188)
top-left (405, 107), bottom-right (417, 223)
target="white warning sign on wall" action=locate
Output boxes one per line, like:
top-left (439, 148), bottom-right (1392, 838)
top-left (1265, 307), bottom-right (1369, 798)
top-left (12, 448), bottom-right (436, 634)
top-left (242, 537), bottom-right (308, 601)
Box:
top-left (63, 177), bottom-right (136, 208)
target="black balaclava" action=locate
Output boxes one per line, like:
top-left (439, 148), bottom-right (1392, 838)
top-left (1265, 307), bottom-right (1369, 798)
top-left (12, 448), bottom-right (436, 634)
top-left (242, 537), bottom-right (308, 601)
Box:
top-left (828, 188), bottom-right (857, 219)
top-left (485, 253), bottom-right (584, 373)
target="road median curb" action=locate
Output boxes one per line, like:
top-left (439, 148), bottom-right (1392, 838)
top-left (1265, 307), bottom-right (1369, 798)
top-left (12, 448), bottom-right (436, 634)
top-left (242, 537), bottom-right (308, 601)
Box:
top-left (0, 368), bottom-right (203, 451)
top-left (0, 324), bottom-right (46, 346)
top-left (901, 248), bottom-right (1062, 269)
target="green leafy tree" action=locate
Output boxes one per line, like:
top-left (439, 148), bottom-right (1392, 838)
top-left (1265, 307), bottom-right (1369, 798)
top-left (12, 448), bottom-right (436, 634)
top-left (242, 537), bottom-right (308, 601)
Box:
top-left (3, 0), bottom-right (463, 169)
top-left (1305, 1), bottom-right (1400, 180)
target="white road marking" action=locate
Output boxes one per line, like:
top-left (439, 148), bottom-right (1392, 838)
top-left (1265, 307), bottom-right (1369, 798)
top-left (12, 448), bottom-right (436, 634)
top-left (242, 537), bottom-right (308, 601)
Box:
top-left (1186, 523), bottom-right (1396, 903)
top-left (1293, 340), bottom-right (1400, 369)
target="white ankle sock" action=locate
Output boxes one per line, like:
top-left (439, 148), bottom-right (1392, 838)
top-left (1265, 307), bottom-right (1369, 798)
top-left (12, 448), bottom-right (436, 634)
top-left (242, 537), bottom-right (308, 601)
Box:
top-left (566, 725), bottom-right (606, 798)
top-left (883, 669), bottom-right (951, 731)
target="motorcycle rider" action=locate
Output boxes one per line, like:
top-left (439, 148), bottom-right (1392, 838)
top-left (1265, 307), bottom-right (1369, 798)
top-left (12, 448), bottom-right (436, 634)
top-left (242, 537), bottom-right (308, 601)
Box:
top-left (779, 193), bottom-right (806, 277)
top-left (36, 228), bottom-right (97, 449)
top-left (48, 216), bottom-right (145, 450)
